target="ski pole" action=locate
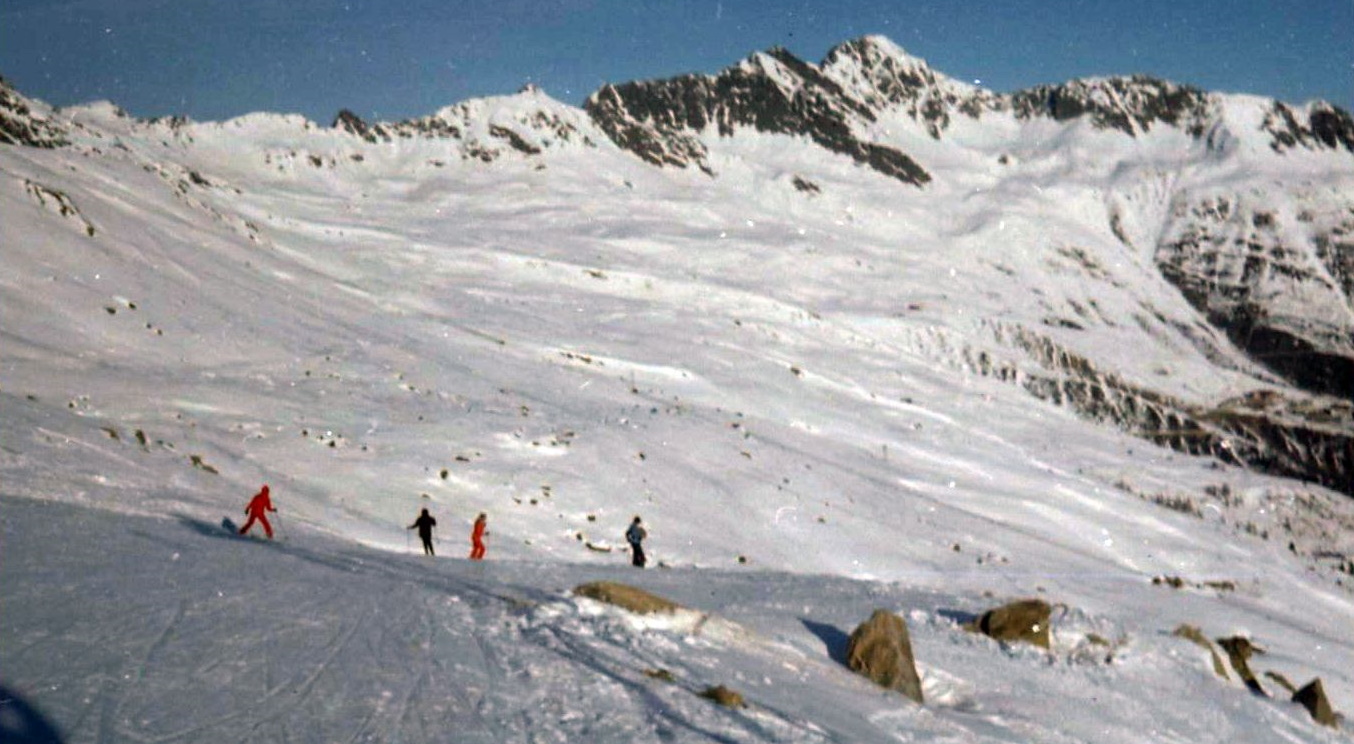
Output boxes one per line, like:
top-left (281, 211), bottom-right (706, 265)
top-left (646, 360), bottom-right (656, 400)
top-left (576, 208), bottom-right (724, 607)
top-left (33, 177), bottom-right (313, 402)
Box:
top-left (273, 511), bottom-right (285, 541)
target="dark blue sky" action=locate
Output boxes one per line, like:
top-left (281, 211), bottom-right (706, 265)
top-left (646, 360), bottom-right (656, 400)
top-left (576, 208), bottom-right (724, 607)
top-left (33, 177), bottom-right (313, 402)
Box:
top-left (1, 0), bottom-right (1349, 123)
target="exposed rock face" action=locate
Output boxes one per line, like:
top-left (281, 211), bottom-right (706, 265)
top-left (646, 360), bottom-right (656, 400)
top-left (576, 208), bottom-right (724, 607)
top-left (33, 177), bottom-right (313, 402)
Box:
top-left (991, 325), bottom-right (1354, 498)
top-left (1264, 101), bottom-right (1354, 153)
top-left (23, 180), bottom-right (95, 236)
top-left (1155, 193), bottom-right (1354, 401)
top-left (0, 77), bottom-right (67, 148)
top-left (845, 609), bottom-right (924, 703)
top-left (1264, 670), bottom-right (1299, 694)
top-left (965, 599), bottom-right (1053, 649)
top-left (584, 43), bottom-right (931, 186)
top-left (1172, 627), bottom-right (1339, 726)
top-left (583, 39), bottom-right (1228, 183)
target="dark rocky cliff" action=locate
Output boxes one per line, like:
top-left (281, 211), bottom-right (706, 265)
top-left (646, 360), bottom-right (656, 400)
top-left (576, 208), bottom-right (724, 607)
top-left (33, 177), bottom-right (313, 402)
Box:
top-left (584, 45), bottom-right (930, 186)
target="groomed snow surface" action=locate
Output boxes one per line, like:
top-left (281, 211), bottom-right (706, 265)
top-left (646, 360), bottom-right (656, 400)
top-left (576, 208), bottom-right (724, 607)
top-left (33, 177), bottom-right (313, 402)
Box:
top-left (2, 83), bottom-right (1353, 743)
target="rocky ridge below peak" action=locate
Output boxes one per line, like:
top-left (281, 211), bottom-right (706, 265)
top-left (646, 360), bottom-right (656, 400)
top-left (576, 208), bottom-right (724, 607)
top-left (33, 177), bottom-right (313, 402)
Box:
top-left (1010, 75), bottom-right (1214, 138)
top-left (0, 76), bottom-right (67, 148)
top-left (330, 90), bottom-right (599, 163)
top-left (1262, 99), bottom-right (1354, 154)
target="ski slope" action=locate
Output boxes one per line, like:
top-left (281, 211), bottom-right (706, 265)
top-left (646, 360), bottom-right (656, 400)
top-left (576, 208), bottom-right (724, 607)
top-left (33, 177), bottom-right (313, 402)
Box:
top-left (3, 496), bottom-right (1350, 743)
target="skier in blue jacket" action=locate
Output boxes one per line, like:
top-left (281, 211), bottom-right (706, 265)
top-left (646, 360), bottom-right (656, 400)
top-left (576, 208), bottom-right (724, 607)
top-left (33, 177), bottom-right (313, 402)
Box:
top-left (626, 516), bottom-right (647, 568)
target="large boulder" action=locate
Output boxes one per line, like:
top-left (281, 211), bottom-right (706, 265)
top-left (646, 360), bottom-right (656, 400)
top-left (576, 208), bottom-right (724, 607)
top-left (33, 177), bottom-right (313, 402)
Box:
top-left (845, 609), bottom-right (924, 704)
top-left (966, 599), bottom-right (1053, 649)
top-left (1293, 678), bottom-right (1339, 728)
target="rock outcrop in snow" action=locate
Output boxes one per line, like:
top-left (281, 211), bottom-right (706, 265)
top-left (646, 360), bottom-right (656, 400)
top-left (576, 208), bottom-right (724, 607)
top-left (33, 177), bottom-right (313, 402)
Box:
top-left (964, 599), bottom-right (1053, 649)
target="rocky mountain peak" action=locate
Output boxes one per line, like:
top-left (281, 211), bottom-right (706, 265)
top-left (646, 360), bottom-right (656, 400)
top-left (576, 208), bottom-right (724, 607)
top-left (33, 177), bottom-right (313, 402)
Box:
top-left (821, 35), bottom-right (944, 92)
top-left (584, 42), bottom-right (930, 186)
top-left (820, 35), bottom-right (998, 137)
top-left (829, 35), bottom-right (926, 66)
top-left (331, 108), bottom-right (372, 140)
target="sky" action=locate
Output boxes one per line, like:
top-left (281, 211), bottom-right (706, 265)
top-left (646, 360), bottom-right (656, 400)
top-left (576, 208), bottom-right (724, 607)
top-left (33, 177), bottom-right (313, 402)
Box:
top-left (0, 0), bottom-right (1350, 124)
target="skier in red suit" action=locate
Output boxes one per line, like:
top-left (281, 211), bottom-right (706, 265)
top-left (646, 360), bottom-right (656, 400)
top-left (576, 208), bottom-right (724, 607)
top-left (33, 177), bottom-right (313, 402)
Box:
top-left (239, 484), bottom-right (277, 539)
top-left (469, 513), bottom-right (487, 560)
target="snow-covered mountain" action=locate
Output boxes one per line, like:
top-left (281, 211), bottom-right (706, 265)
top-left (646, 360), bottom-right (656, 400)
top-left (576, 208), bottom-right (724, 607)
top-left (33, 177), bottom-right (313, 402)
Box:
top-left (584, 36), bottom-right (1354, 494)
top-left (2, 36), bottom-right (1353, 743)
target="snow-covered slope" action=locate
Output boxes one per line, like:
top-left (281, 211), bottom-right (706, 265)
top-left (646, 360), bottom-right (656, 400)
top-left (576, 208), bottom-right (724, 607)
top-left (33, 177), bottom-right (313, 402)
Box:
top-left (2, 36), bottom-right (1353, 743)
top-left (4, 496), bottom-right (1351, 743)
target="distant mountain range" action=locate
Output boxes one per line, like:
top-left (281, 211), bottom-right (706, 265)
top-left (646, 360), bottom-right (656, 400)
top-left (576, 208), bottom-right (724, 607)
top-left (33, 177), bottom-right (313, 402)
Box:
top-left (2, 35), bottom-right (1351, 496)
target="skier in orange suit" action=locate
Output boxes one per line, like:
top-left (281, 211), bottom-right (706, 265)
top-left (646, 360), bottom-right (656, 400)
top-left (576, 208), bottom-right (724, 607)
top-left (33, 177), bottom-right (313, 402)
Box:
top-left (469, 513), bottom-right (487, 560)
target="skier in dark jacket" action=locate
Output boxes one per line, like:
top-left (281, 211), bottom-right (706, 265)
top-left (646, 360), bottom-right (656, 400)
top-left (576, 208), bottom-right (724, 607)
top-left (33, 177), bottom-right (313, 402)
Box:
top-left (408, 508), bottom-right (437, 555)
top-left (239, 484), bottom-right (277, 539)
top-left (626, 516), bottom-right (647, 568)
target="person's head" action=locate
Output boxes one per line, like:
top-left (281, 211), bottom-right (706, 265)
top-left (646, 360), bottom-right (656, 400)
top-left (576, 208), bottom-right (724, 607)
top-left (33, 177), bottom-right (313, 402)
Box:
top-left (261, 484), bottom-right (269, 495)
top-left (421, 508), bottom-right (429, 516)
top-left (477, 512), bottom-right (486, 521)
top-left (632, 515), bottom-right (641, 524)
